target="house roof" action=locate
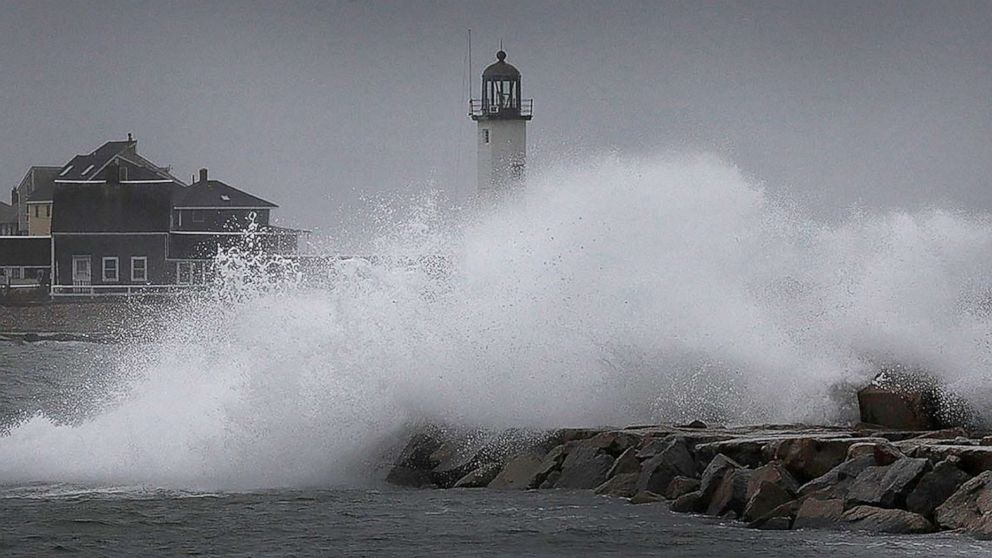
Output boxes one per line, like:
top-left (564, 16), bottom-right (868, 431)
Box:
top-left (173, 177), bottom-right (277, 209)
top-left (52, 182), bottom-right (174, 233)
top-left (16, 166), bottom-right (61, 204)
top-left (0, 201), bottom-right (16, 225)
top-left (31, 159), bottom-right (182, 203)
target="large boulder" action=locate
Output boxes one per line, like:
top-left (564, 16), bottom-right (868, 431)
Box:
top-left (706, 468), bottom-right (753, 516)
top-left (384, 424), bottom-right (450, 487)
top-left (798, 455), bottom-right (876, 499)
top-left (894, 442), bottom-right (992, 476)
top-left (793, 498), bottom-right (846, 530)
top-left (746, 461), bottom-right (799, 500)
top-left (765, 437), bottom-right (878, 482)
top-left (595, 473), bottom-right (640, 497)
top-left (555, 446), bottom-right (616, 489)
top-left (857, 370), bottom-right (973, 430)
top-left (488, 450), bottom-right (553, 490)
top-left (845, 458), bottom-right (929, 509)
top-left (453, 462), bottom-right (502, 488)
top-left (846, 440), bottom-right (906, 466)
top-left (743, 481), bottom-right (795, 523)
top-left (606, 447), bottom-right (641, 479)
top-left (635, 438), bottom-right (696, 494)
top-left (699, 454), bottom-right (744, 501)
top-left (748, 500), bottom-right (800, 530)
top-left (670, 490), bottom-right (705, 513)
top-left (841, 506), bottom-right (935, 534)
top-left (664, 476), bottom-right (701, 500)
top-left (906, 457), bottom-right (972, 518)
top-left (934, 470), bottom-right (992, 530)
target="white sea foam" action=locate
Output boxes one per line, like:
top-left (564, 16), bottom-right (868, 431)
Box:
top-left (1, 152), bottom-right (991, 489)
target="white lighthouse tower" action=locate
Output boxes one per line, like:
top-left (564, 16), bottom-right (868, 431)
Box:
top-left (469, 50), bottom-right (533, 204)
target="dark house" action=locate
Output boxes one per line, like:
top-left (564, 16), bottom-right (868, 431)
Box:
top-left (52, 164), bottom-right (174, 289)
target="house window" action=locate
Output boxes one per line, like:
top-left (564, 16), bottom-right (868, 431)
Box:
top-left (131, 257), bottom-right (148, 282)
top-left (45, 204), bottom-right (50, 218)
top-left (131, 256), bottom-right (148, 283)
top-left (33, 205), bottom-right (39, 218)
top-left (483, 129), bottom-right (490, 144)
top-left (102, 257), bottom-right (119, 282)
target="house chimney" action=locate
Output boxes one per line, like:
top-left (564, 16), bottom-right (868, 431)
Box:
top-left (199, 168), bottom-right (208, 183)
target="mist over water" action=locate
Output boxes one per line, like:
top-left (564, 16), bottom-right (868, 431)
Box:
top-left (2, 153), bottom-right (992, 489)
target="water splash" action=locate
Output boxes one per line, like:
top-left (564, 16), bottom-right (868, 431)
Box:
top-left (1, 152), bottom-right (991, 489)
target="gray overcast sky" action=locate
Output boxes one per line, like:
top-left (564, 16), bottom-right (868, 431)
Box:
top-left (1, 0), bottom-right (990, 233)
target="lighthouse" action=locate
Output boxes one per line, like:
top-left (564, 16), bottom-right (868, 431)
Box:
top-left (469, 50), bottom-right (533, 204)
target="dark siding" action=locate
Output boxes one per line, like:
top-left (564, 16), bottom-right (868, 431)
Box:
top-left (53, 235), bottom-right (168, 285)
top-left (52, 183), bottom-right (173, 233)
top-left (172, 208), bottom-right (270, 232)
top-left (0, 237), bottom-right (50, 266)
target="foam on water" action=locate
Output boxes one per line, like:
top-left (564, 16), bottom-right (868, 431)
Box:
top-left (1, 152), bottom-right (991, 489)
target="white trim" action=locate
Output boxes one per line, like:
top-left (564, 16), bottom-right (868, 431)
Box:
top-left (0, 235), bottom-right (51, 239)
top-left (54, 179), bottom-right (106, 184)
top-left (52, 232), bottom-right (169, 236)
top-left (173, 206), bottom-right (276, 210)
top-left (122, 179), bottom-right (175, 184)
top-left (101, 256), bottom-right (119, 282)
top-left (130, 256), bottom-right (148, 282)
top-left (81, 164), bottom-right (95, 177)
top-left (25, 200), bottom-right (52, 205)
top-left (53, 179), bottom-right (178, 185)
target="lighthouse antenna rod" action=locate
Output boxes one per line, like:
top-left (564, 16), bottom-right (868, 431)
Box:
top-left (468, 29), bottom-right (473, 102)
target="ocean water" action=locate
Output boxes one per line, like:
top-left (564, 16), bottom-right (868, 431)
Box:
top-left (3, 153), bottom-right (992, 554)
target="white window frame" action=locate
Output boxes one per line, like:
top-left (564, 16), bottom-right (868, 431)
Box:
top-left (131, 256), bottom-right (148, 282)
top-left (102, 257), bottom-right (119, 282)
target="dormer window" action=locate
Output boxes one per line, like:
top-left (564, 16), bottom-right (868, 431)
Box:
top-left (81, 164), bottom-right (95, 177)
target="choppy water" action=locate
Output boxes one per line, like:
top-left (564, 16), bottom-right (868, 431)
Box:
top-left (4, 153), bottom-right (992, 554)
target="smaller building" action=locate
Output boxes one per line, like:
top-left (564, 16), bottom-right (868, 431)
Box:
top-left (0, 200), bottom-right (17, 236)
top-left (12, 166), bottom-right (60, 235)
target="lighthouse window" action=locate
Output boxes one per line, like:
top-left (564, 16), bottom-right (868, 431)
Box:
top-left (483, 129), bottom-right (490, 144)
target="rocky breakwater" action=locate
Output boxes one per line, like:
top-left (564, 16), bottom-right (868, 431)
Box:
top-left (385, 422), bottom-right (992, 539)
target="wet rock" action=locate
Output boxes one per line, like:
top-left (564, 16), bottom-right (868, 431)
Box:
top-left (670, 490), bottom-right (704, 513)
top-left (488, 451), bottom-right (547, 490)
top-left (699, 454), bottom-right (744, 501)
top-left (385, 424), bottom-right (449, 487)
top-left (453, 462), bottom-right (502, 488)
top-left (841, 506), bottom-right (935, 534)
top-left (746, 461), bottom-right (799, 501)
top-left (680, 420), bottom-right (708, 429)
top-left (798, 455), bottom-right (876, 498)
top-left (555, 446), bottom-right (615, 489)
top-left (743, 481), bottom-right (795, 523)
top-left (846, 440), bottom-right (906, 466)
top-left (857, 370), bottom-right (973, 430)
top-left (635, 438), bottom-right (696, 494)
top-left (748, 500), bottom-right (800, 530)
top-left (629, 490), bottom-right (663, 504)
top-left (894, 442), bottom-right (992, 476)
top-left (695, 439), bottom-right (767, 468)
top-left (706, 468), bottom-right (753, 516)
top-left (664, 476), bottom-right (701, 500)
top-left (906, 457), bottom-right (972, 518)
top-left (577, 431), bottom-right (641, 456)
top-left (934, 470), bottom-right (992, 530)
top-left (766, 437), bottom-right (877, 482)
top-left (539, 470), bottom-right (561, 489)
top-left (793, 498), bottom-right (845, 530)
top-left (594, 473), bottom-right (640, 497)
top-left (606, 447), bottom-right (640, 479)
top-left (845, 457), bottom-right (928, 509)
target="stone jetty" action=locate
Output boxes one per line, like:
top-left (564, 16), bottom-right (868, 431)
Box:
top-left (385, 421), bottom-right (992, 539)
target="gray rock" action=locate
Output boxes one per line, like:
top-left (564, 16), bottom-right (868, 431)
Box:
top-left (935, 470), bottom-right (992, 530)
top-left (606, 447), bottom-right (640, 479)
top-left (793, 498), bottom-right (845, 530)
top-left (846, 440), bottom-right (906, 466)
top-left (629, 490), bottom-right (663, 504)
top-left (664, 476), bottom-right (701, 500)
top-left (906, 457), bottom-right (972, 518)
top-left (841, 506), bottom-right (935, 534)
top-left (706, 468), bottom-right (753, 516)
top-left (453, 462), bottom-right (502, 488)
top-left (747, 461), bottom-right (799, 501)
top-left (699, 454), bottom-right (743, 502)
top-left (594, 473), bottom-right (640, 497)
top-left (384, 424), bottom-right (450, 487)
top-left (635, 438), bottom-right (696, 494)
top-left (539, 470), bottom-right (561, 489)
top-left (845, 457), bottom-right (928, 509)
top-left (748, 500), bottom-right (800, 529)
top-left (488, 452), bottom-right (546, 490)
top-left (696, 439), bottom-right (767, 468)
top-left (555, 446), bottom-right (615, 489)
top-left (743, 481), bottom-right (794, 523)
top-left (798, 455), bottom-right (876, 498)
top-left (766, 437), bottom-right (876, 482)
top-left (670, 490), bottom-right (704, 513)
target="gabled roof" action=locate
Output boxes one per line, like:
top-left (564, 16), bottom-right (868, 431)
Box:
top-left (17, 166), bottom-right (61, 203)
top-left (52, 182), bottom-right (174, 233)
top-left (173, 176), bottom-right (277, 209)
top-left (32, 157), bottom-right (182, 203)
top-left (56, 140), bottom-right (133, 181)
top-left (0, 201), bottom-right (16, 225)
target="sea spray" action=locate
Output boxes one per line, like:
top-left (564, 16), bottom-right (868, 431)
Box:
top-left (1, 152), bottom-right (991, 489)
